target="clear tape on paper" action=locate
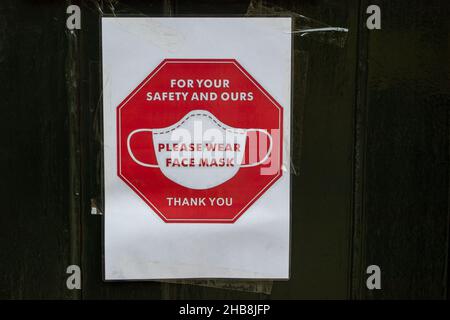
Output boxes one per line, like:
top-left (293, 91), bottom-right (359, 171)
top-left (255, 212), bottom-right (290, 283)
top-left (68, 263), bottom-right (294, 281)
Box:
top-left (246, 0), bottom-right (349, 48)
top-left (161, 279), bottom-right (274, 296)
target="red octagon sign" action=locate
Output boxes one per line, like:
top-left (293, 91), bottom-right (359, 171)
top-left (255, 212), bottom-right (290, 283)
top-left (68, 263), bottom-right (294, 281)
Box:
top-left (117, 59), bottom-right (283, 223)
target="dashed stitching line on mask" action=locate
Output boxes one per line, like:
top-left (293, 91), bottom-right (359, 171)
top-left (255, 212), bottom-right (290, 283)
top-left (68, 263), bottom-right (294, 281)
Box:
top-left (152, 112), bottom-right (246, 135)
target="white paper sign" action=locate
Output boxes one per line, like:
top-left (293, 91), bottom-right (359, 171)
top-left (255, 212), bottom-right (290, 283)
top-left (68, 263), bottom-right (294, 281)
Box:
top-left (102, 17), bottom-right (291, 279)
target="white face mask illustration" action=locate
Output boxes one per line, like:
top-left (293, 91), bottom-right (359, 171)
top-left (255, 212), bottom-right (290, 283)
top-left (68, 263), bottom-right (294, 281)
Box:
top-left (127, 110), bottom-right (272, 190)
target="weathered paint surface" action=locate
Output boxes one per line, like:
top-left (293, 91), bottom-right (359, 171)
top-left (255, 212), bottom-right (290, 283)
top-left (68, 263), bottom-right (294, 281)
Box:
top-left (0, 0), bottom-right (448, 299)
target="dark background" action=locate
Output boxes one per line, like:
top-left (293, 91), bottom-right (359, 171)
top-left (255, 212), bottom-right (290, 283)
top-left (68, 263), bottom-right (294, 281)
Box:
top-left (0, 0), bottom-right (449, 299)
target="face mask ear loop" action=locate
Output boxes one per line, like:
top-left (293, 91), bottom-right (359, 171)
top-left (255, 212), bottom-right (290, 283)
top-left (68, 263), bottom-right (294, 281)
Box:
top-left (240, 129), bottom-right (273, 168)
top-left (127, 129), bottom-right (159, 168)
